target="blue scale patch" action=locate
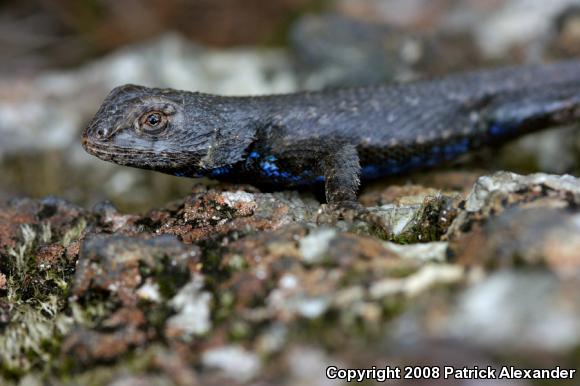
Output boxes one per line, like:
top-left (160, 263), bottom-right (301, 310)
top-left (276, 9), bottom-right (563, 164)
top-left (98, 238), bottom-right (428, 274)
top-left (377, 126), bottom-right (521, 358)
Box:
top-left (260, 153), bottom-right (281, 178)
top-left (362, 158), bottom-right (410, 178)
top-left (442, 139), bottom-right (468, 160)
top-left (409, 155), bottom-right (422, 167)
top-left (489, 124), bottom-right (506, 136)
top-left (424, 157), bottom-right (438, 167)
top-left (361, 165), bottom-right (380, 178)
top-left (363, 160), bottom-right (418, 178)
top-left (210, 166), bottom-right (233, 177)
top-left (361, 139), bottom-right (472, 179)
top-left (244, 151), bottom-right (324, 184)
top-left (489, 120), bottom-right (521, 137)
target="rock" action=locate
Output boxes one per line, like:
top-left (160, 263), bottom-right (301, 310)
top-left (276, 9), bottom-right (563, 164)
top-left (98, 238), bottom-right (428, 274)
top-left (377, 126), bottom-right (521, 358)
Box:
top-left (166, 274), bottom-right (213, 340)
top-left (467, 0), bottom-right (580, 59)
top-left (382, 241), bottom-right (448, 262)
top-left (149, 188), bottom-right (319, 244)
top-left (448, 172), bottom-right (580, 237)
top-left (370, 193), bottom-right (459, 242)
top-left (2, 166), bottom-right (580, 383)
top-left (332, 0), bottom-right (580, 61)
top-left (448, 271), bottom-right (580, 353)
top-left (550, 5), bottom-right (580, 57)
top-left (448, 173), bottom-right (580, 273)
top-left (62, 308), bottom-right (148, 364)
top-left (298, 228), bottom-right (338, 264)
top-left (286, 346), bottom-right (341, 386)
top-left (3, 2), bottom-right (580, 383)
top-left (73, 234), bottom-right (200, 305)
top-left (289, 13), bottom-right (411, 88)
top-left (453, 207), bottom-right (580, 275)
top-left (201, 345), bottom-right (261, 382)
top-left (369, 264), bottom-right (463, 299)
top-left (289, 12), bottom-right (483, 89)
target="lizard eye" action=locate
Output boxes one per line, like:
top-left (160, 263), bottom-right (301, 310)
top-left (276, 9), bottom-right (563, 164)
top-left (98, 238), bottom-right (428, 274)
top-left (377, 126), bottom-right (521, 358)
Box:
top-left (138, 111), bottom-right (168, 134)
top-left (147, 113), bottom-right (161, 126)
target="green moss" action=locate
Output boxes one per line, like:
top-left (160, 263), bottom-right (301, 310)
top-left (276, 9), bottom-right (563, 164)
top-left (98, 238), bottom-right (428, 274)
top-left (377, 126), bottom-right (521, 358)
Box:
top-left (6, 225), bottom-right (36, 284)
top-left (61, 219), bottom-right (87, 248)
top-left (55, 344), bottom-right (177, 386)
top-left (391, 195), bottom-right (456, 244)
top-left (0, 219), bottom-right (86, 378)
top-left (229, 320), bottom-right (252, 340)
top-left (0, 300), bottom-right (73, 375)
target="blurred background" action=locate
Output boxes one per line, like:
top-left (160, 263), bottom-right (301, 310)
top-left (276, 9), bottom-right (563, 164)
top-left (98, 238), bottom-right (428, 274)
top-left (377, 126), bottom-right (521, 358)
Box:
top-left (2, 0), bottom-right (580, 212)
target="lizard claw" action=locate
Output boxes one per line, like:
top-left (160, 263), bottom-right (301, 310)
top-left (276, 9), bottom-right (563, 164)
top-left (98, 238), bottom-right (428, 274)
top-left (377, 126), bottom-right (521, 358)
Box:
top-left (316, 201), bottom-right (361, 223)
top-left (316, 202), bottom-right (391, 239)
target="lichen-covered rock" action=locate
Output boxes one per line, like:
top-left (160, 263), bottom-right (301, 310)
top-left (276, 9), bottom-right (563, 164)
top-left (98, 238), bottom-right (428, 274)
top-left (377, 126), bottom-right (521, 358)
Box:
top-left (453, 207), bottom-right (580, 274)
top-left (448, 271), bottom-right (580, 353)
top-left (449, 172), bottom-right (580, 274)
top-left (0, 197), bottom-right (86, 375)
top-left (73, 234), bottom-right (200, 305)
top-left (1, 170), bottom-right (580, 384)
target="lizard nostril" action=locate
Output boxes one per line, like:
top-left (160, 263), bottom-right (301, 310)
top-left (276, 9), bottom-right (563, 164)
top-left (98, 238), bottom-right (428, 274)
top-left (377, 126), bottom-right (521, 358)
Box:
top-left (96, 128), bottom-right (106, 138)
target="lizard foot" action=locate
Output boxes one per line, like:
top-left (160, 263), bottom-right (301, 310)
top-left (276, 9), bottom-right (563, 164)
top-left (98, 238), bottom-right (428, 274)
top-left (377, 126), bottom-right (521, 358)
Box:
top-left (316, 202), bottom-right (391, 239)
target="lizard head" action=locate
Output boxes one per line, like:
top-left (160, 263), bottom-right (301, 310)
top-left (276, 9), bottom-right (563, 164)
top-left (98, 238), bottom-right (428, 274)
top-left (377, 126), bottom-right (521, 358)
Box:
top-left (82, 84), bottom-right (254, 176)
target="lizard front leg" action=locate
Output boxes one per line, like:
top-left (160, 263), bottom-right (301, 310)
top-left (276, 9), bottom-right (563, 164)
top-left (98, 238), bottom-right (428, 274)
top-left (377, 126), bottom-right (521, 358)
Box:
top-left (317, 144), bottom-right (390, 237)
top-left (321, 144), bottom-right (361, 208)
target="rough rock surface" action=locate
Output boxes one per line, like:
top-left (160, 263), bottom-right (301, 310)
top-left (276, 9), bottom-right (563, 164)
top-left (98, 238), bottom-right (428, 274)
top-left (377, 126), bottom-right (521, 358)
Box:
top-left (2, 2), bottom-right (580, 384)
top-left (1, 171), bottom-right (580, 385)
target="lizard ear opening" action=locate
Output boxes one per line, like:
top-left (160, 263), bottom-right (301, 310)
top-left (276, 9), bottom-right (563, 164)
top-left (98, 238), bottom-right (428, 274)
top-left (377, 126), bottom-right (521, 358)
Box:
top-left (199, 126), bottom-right (256, 169)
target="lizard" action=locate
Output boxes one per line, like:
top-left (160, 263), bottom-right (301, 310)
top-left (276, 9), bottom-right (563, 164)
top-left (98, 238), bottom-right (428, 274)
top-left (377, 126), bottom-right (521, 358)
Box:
top-left (82, 59), bottom-right (580, 215)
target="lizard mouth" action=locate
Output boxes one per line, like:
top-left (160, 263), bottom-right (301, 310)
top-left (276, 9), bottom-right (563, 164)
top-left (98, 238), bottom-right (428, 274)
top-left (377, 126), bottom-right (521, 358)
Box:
top-left (82, 138), bottom-right (201, 172)
top-left (81, 135), bottom-right (92, 153)
top-left (82, 140), bottom-right (129, 163)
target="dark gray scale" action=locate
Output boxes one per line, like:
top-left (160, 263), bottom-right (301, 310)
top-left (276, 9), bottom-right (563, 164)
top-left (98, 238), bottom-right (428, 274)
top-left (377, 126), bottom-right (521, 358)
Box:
top-left (240, 60), bottom-right (580, 184)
